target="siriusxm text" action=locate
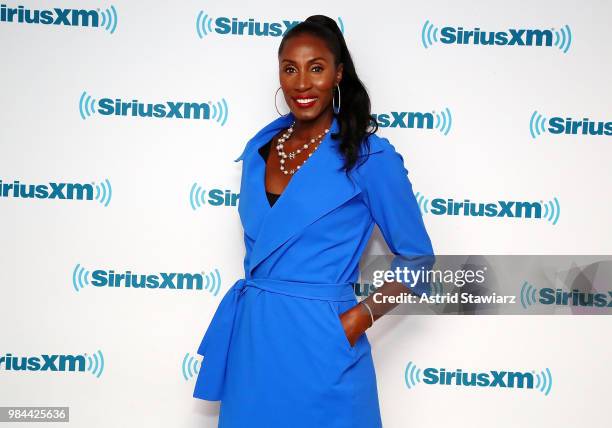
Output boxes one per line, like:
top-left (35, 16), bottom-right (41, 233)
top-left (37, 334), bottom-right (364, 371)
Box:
top-left (539, 288), bottom-right (612, 307)
top-left (548, 117), bottom-right (612, 136)
top-left (440, 27), bottom-right (554, 46)
top-left (212, 17), bottom-right (299, 36)
top-left (0, 5), bottom-right (98, 27)
top-left (201, 189), bottom-right (239, 206)
top-left (0, 180), bottom-right (93, 200)
top-left (430, 198), bottom-right (543, 218)
top-left (424, 368), bottom-right (534, 388)
top-left (92, 270), bottom-right (211, 290)
top-left (1, 353), bottom-right (87, 372)
top-left (371, 112), bottom-right (434, 129)
top-left (98, 98), bottom-right (213, 119)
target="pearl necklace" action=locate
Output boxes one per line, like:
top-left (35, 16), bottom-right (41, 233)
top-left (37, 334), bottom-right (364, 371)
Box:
top-left (275, 121), bottom-right (330, 175)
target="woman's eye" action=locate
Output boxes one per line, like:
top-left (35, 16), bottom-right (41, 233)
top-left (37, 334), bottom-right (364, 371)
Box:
top-left (284, 66), bottom-right (322, 73)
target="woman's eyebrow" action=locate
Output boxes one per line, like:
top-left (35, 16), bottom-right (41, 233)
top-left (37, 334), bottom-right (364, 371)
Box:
top-left (281, 57), bottom-right (328, 64)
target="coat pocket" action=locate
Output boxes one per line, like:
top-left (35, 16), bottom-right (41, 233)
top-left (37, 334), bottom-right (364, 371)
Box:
top-left (327, 301), bottom-right (356, 352)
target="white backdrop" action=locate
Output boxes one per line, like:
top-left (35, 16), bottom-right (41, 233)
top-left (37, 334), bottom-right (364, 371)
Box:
top-left (1, 0), bottom-right (611, 427)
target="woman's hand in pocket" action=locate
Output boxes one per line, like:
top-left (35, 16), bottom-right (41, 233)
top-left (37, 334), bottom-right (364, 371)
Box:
top-left (339, 304), bottom-right (371, 347)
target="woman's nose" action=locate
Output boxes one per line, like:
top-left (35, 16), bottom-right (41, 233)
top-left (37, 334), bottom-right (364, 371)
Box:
top-left (296, 71), bottom-right (311, 90)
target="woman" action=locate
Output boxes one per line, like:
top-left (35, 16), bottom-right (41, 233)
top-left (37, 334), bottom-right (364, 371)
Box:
top-left (193, 15), bottom-right (434, 427)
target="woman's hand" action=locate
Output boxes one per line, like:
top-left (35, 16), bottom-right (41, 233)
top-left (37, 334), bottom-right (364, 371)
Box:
top-left (339, 303), bottom-right (372, 347)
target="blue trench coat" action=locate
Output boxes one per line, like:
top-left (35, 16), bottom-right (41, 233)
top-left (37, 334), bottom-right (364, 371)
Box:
top-left (193, 112), bottom-right (434, 427)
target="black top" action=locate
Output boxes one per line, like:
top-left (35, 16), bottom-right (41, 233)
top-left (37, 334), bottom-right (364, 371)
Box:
top-left (258, 139), bottom-right (281, 207)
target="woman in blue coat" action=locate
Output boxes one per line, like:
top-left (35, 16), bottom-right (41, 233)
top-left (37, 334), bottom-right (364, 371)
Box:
top-left (193, 15), bottom-right (434, 427)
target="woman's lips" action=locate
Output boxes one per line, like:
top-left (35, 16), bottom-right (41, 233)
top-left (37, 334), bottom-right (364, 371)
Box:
top-left (293, 97), bottom-right (318, 108)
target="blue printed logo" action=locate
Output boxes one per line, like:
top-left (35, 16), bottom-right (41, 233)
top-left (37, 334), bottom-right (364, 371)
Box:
top-left (421, 20), bottom-right (572, 53)
top-left (371, 108), bottom-right (452, 135)
top-left (0, 4), bottom-right (118, 34)
top-left (530, 111), bottom-right (612, 138)
top-left (0, 350), bottom-right (105, 377)
top-left (182, 352), bottom-right (201, 381)
top-left (195, 12), bottom-right (344, 38)
top-left (79, 91), bottom-right (229, 125)
top-left (520, 281), bottom-right (539, 308)
top-left (405, 361), bottom-right (553, 395)
top-left (354, 281), bottom-right (445, 301)
top-left (353, 282), bottom-right (377, 297)
top-left (71, 264), bottom-right (222, 296)
top-left (414, 192), bottom-right (560, 225)
top-left (0, 178), bottom-right (112, 206)
top-left (189, 183), bottom-right (239, 210)
top-left (520, 281), bottom-right (612, 309)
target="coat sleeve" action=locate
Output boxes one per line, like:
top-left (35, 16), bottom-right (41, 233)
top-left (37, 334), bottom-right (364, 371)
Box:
top-left (354, 137), bottom-right (435, 296)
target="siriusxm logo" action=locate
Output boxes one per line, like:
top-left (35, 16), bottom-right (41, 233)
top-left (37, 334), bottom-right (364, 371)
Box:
top-left (521, 281), bottom-right (612, 309)
top-left (405, 361), bottom-right (553, 395)
top-left (422, 21), bottom-right (572, 53)
top-left (0, 178), bottom-right (112, 206)
top-left (182, 352), bottom-right (201, 381)
top-left (0, 4), bottom-right (118, 34)
top-left (196, 12), bottom-right (344, 38)
top-left (530, 111), bottom-right (612, 139)
top-left (353, 282), bottom-right (377, 297)
top-left (79, 91), bottom-right (229, 125)
top-left (1, 350), bottom-right (104, 377)
top-left (353, 281), bottom-right (447, 300)
top-left (415, 192), bottom-right (560, 225)
top-left (189, 183), bottom-right (239, 210)
top-left (72, 264), bottom-right (222, 296)
top-left (371, 108), bottom-right (452, 135)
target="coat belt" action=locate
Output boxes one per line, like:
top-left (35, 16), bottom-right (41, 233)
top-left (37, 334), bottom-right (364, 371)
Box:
top-left (192, 277), bottom-right (356, 401)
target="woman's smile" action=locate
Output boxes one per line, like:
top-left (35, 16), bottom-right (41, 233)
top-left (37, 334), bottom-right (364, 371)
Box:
top-left (292, 96), bottom-right (318, 108)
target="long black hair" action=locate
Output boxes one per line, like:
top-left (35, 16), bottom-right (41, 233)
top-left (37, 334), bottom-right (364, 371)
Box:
top-left (277, 15), bottom-right (378, 173)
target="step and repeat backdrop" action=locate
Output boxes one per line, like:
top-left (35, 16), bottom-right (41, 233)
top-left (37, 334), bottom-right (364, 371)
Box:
top-left (1, 0), bottom-right (610, 427)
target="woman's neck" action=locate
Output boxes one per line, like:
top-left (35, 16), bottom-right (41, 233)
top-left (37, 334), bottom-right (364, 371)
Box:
top-left (291, 111), bottom-right (334, 143)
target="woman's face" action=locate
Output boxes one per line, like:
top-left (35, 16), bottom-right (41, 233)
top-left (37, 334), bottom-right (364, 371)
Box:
top-left (278, 33), bottom-right (343, 123)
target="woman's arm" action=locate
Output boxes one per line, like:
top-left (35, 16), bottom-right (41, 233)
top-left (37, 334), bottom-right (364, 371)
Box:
top-left (340, 137), bottom-right (435, 346)
top-left (341, 280), bottom-right (410, 346)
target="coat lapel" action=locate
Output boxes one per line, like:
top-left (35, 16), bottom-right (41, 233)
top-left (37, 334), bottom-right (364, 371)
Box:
top-left (234, 114), bottom-right (293, 243)
top-left (235, 113), bottom-right (372, 278)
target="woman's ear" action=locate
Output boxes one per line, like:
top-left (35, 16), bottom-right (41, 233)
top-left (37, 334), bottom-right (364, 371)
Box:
top-left (336, 63), bottom-right (344, 85)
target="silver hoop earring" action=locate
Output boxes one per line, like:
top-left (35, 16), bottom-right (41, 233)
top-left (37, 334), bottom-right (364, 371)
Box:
top-left (332, 84), bottom-right (341, 115)
top-left (274, 87), bottom-right (290, 117)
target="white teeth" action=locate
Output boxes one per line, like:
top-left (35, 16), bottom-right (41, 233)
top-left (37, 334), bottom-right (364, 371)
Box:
top-left (296, 98), bottom-right (316, 104)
